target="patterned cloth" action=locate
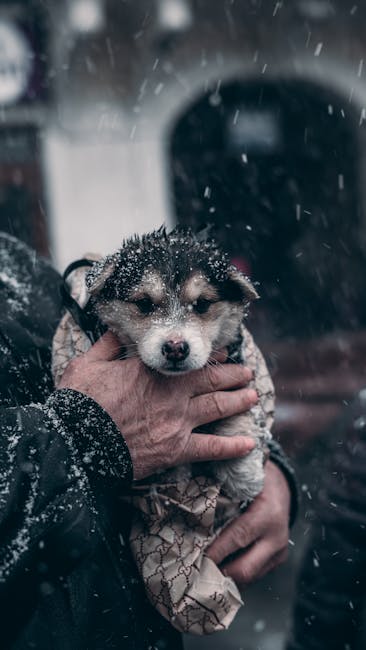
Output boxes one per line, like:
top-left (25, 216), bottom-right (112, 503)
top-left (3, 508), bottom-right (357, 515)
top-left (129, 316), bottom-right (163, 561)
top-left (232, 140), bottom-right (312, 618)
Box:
top-left (52, 260), bottom-right (275, 635)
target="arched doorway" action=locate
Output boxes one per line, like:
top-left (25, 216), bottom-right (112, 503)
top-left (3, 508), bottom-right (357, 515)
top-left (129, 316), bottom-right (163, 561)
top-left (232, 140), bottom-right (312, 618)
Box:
top-left (170, 79), bottom-right (364, 342)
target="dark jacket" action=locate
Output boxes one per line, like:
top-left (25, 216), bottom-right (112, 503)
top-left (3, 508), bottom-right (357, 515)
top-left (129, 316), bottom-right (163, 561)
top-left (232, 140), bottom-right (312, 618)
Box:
top-left (0, 232), bottom-right (181, 650)
top-left (0, 232), bottom-right (297, 650)
top-left (287, 393), bottom-right (366, 650)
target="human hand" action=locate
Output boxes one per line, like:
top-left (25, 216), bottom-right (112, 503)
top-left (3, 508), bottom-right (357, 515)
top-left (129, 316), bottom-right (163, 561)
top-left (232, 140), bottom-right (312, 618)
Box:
top-left (206, 461), bottom-right (290, 585)
top-left (59, 331), bottom-right (258, 480)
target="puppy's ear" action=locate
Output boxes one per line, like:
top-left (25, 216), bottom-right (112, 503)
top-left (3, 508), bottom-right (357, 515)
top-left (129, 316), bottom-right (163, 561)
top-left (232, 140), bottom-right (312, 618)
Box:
top-left (225, 267), bottom-right (259, 302)
top-left (86, 255), bottom-right (117, 295)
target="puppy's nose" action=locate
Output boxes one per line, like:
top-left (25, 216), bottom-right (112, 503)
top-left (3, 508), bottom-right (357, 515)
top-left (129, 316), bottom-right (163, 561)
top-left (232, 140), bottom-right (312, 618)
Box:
top-left (162, 340), bottom-right (190, 361)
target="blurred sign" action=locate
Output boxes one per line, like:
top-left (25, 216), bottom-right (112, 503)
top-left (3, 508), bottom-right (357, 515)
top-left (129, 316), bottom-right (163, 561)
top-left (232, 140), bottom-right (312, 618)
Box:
top-left (227, 110), bottom-right (283, 155)
top-left (0, 20), bottom-right (33, 106)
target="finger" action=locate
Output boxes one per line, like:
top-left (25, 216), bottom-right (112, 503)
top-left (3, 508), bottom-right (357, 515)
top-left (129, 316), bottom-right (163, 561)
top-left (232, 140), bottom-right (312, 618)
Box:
top-left (206, 510), bottom-right (259, 565)
top-left (182, 433), bottom-right (255, 464)
top-left (187, 364), bottom-right (253, 397)
top-left (220, 540), bottom-right (277, 586)
top-left (209, 348), bottom-right (228, 364)
top-left (190, 387), bottom-right (258, 426)
top-left (85, 330), bottom-right (123, 361)
top-left (253, 548), bottom-right (288, 580)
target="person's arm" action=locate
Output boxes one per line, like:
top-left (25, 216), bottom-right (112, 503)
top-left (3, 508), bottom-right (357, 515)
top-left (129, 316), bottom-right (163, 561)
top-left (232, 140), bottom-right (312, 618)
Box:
top-left (0, 389), bottom-right (132, 646)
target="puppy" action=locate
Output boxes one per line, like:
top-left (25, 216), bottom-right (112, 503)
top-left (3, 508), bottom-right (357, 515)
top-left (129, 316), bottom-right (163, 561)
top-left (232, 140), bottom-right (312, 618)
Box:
top-left (84, 227), bottom-right (270, 502)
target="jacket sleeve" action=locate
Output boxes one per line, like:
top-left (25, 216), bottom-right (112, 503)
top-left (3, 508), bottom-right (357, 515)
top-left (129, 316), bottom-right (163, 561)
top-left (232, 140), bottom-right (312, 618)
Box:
top-left (0, 388), bottom-right (133, 622)
top-left (287, 392), bottom-right (366, 650)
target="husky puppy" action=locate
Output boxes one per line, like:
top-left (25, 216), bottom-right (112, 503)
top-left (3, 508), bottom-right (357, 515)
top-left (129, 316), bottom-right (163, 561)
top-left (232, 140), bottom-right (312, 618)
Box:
top-left (85, 227), bottom-right (268, 502)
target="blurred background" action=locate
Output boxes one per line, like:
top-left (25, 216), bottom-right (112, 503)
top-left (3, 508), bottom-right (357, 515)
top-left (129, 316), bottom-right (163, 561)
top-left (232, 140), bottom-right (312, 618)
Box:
top-left (2, 0), bottom-right (366, 648)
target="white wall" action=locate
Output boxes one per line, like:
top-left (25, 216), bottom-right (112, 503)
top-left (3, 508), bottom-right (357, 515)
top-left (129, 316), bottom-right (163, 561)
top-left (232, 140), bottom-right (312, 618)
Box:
top-left (43, 126), bottom-right (172, 270)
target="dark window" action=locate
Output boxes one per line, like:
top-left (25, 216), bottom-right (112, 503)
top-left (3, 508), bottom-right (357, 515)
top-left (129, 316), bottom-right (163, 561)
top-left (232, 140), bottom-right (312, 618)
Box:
top-left (170, 80), bottom-right (363, 340)
top-left (0, 127), bottom-right (49, 255)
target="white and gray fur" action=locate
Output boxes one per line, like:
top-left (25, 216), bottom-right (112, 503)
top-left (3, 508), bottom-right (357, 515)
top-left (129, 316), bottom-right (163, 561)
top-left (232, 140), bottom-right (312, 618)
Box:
top-left (85, 227), bottom-right (270, 502)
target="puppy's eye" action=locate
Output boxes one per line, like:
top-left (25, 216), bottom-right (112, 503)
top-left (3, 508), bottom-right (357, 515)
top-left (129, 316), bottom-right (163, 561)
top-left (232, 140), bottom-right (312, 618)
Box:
top-left (193, 298), bottom-right (213, 314)
top-left (134, 298), bottom-right (154, 314)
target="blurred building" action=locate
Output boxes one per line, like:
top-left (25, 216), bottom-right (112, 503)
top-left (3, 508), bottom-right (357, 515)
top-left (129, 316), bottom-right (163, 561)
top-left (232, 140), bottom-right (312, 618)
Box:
top-left (0, 1), bottom-right (363, 266)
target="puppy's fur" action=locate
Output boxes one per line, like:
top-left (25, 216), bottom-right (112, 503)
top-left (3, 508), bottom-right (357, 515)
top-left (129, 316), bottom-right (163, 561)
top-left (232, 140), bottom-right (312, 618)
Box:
top-left (85, 227), bottom-right (266, 502)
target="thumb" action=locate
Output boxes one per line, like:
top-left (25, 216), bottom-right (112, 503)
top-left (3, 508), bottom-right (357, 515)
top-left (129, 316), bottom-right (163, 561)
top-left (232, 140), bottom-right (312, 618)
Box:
top-left (86, 330), bottom-right (122, 361)
top-left (182, 433), bottom-right (255, 464)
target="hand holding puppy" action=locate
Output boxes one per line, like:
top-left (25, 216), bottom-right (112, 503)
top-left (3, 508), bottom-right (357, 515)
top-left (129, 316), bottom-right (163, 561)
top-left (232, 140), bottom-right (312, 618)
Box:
top-left (59, 331), bottom-right (258, 479)
top-left (207, 461), bottom-right (291, 585)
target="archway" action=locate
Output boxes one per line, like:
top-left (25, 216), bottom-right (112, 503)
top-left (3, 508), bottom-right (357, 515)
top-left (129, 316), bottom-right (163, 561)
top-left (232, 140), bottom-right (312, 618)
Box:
top-left (170, 79), bottom-right (364, 341)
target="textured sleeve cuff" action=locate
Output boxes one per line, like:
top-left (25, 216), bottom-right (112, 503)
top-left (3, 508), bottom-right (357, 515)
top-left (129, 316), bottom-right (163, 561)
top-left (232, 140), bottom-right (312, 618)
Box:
top-left (267, 438), bottom-right (299, 527)
top-left (46, 388), bottom-right (133, 491)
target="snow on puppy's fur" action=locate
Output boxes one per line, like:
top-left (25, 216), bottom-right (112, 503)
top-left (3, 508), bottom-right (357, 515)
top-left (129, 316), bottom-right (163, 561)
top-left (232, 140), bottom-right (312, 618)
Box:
top-left (85, 227), bottom-right (258, 375)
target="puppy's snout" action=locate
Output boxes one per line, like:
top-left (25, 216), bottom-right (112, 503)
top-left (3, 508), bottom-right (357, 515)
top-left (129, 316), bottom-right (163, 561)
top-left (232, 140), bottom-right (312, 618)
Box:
top-left (162, 339), bottom-right (190, 361)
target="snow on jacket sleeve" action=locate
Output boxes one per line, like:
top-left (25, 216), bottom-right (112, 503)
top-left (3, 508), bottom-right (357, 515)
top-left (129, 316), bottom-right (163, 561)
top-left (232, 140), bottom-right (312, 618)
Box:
top-left (0, 389), bottom-right (133, 643)
top-left (0, 231), bottom-right (133, 572)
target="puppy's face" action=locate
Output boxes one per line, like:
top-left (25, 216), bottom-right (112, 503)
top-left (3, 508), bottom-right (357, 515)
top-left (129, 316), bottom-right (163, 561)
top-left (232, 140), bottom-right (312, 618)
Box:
top-left (86, 230), bottom-right (258, 375)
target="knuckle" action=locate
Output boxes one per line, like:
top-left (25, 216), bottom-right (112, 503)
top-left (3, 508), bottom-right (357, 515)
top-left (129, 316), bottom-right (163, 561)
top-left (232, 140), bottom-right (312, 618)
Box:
top-left (275, 536), bottom-right (289, 555)
top-left (280, 529), bottom-right (290, 547)
top-left (267, 501), bottom-right (286, 523)
top-left (278, 548), bottom-right (289, 565)
top-left (212, 392), bottom-right (225, 418)
top-left (230, 522), bottom-right (250, 550)
top-left (203, 366), bottom-right (220, 392)
top-left (267, 525), bottom-right (288, 551)
top-left (208, 366), bottom-right (227, 391)
top-left (242, 388), bottom-right (258, 408)
top-left (209, 436), bottom-right (224, 459)
top-left (242, 366), bottom-right (253, 382)
top-left (270, 548), bottom-right (288, 572)
top-left (235, 562), bottom-right (253, 585)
